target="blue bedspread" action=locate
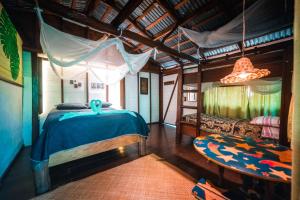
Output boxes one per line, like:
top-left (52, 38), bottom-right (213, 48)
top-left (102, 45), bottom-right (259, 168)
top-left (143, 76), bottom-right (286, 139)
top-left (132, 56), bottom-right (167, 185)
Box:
top-left (31, 109), bottom-right (149, 163)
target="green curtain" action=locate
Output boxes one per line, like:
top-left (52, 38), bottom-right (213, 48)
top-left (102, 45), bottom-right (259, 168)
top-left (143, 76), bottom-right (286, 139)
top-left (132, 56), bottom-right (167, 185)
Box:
top-left (248, 90), bottom-right (281, 118)
top-left (203, 86), bottom-right (281, 119)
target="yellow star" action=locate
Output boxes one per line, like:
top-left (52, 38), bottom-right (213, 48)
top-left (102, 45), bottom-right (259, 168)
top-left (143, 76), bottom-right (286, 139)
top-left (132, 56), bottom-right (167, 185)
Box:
top-left (222, 146), bottom-right (242, 155)
top-left (259, 143), bottom-right (277, 148)
top-left (267, 149), bottom-right (292, 163)
top-left (236, 143), bottom-right (254, 151)
top-left (269, 168), bottom-right (291, 181)
top-left (217, 155), bottom-right (237, 163)
top-left (245, 164), bottom-right (260, 171)
top-left (214, 138), bottom-right (226, 143)
top-left (209, 134), bottom-right (221, 139)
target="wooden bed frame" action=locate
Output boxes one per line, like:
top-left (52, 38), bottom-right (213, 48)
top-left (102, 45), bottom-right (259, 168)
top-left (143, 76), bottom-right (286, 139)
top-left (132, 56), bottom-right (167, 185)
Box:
top-left (172, 47), bottom-right (292, 145)
top-left (34, 134), bottom-right (147, 194)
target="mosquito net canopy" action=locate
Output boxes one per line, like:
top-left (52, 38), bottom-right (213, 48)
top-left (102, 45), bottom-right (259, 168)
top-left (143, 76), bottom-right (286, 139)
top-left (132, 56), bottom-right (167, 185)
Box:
top-left (36, 8), bottom-right (153, 84)
top-left (179, 0), bottom-right (291, 49)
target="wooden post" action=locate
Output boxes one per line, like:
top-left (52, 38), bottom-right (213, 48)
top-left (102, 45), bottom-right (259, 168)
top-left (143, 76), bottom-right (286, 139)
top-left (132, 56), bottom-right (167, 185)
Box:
top-left (120, 78), bottom-right (125, 109)
top-left (196, 64), bottom-right (203, 136)
top-left (279, 46), bottom-right (293, 146)
top-left (149, 72), bottom-right (152, 124)
top-left (60, 79), bottom-right (64, 103)
top-left (292, 0), bottom-right (300, 198)
top-left (137, 72), bottom-right (140, 113)
top-left (31, 53), bottom-right (40, 144)
top-left (159, 72), bottom-right (163, 123)
top-left (176, 66), bottom-right (183, 143)
top-left (86, 72), bottom-right (89, 103)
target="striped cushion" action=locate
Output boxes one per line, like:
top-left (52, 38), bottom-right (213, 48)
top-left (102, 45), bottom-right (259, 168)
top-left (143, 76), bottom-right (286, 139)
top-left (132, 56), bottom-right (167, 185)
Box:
top-left (261, 126), bottom-right (280, 139)
top-left (192, 178), bottom-right (229, 200)
top-left (250, 116), bottom-right (280, 128)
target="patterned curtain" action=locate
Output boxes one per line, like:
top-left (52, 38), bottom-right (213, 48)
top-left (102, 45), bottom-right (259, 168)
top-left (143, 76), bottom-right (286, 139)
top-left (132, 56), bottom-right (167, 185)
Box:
top-left (203, 86), bottom-right (281, 119)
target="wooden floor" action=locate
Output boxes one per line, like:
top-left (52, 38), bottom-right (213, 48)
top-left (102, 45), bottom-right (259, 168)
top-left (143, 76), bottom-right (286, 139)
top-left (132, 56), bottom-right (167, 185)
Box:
top-left (0, 124), bottom-right (288, 200)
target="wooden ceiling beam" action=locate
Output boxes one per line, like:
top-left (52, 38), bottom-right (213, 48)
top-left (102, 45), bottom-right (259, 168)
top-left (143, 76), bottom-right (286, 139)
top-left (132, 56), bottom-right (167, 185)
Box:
top-left (160, 0), bottom-right (219, 42)
top-left (84, 0), bottom-right (96, 15)
top-left (153, 24), bottom-right (177, 41)
top-left (111, 0), bottom-right (143, 28)
top-left (103, 1), bottom-right (151, 39)
top-left (174, 0), bottom-right (189, 10)
top-left (145, 12), bottom-right (168, 30)
top-left (170, 39), bottom-right (190, 48)
top-left (156, 0), bottom-right (179, 21)
top-left (100, 5), bottom-right (112, 22)
top-left (192, 12), bottom-right (224, 29)
top-left (136, 3), bottom-right (159, 22)
top-left (37, 0), bottom-right (199, 63)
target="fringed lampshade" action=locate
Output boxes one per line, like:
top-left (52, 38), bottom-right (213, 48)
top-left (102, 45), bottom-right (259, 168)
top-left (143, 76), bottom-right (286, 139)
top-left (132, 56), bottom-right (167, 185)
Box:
top-left (220, 57), bottom-right (270, 84)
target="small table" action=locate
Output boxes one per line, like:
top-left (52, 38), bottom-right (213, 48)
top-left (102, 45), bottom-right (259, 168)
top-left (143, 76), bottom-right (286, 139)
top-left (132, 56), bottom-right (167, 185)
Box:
top-left (193, 134), bottom-right (292, 183)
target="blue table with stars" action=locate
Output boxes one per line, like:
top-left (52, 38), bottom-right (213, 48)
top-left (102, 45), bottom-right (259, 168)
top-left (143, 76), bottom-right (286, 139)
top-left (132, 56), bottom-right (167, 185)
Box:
top-left (193, 134), bottom-right (291, 183)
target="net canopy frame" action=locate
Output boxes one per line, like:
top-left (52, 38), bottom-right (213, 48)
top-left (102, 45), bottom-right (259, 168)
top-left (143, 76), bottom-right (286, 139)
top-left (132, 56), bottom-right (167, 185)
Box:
top-left (35, 7), bottom-right (154, 85)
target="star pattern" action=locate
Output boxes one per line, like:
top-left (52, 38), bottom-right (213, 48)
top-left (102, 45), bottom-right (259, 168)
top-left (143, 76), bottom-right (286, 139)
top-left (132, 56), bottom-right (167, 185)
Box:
top-left (236, 143), bottom-right (254, 151)
top-left (214, 138), bottom-right (226, 143)
top-left (194, 134), bottom-right (291, 183)
top-left (267, 149), bottom-right (292, 163)
top-left (217, 155), bottom-right (237, 163)
top-left (222, 146), bottom-right (242, 155)
top-left (269, 168), bottom-right (291, 181)
top-left (245, 164), bottom-right (260, 171)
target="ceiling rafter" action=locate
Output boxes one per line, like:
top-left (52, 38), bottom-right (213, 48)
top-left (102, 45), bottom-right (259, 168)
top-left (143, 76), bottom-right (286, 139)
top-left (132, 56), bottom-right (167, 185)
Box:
top-left (135, 2), bottom-right (159, 22)
top-left (84, 0), bottom-right (97, 15)
top-left (155, 0), bottom-right (179, 21)
top-left (100, 5), bottom-right (112, 22)
top-left (36, 0), bottom-right (199, 63)
top-left (191, 12), bottom-right (224, 29)
top-left (145, 12), bottom-right (168, 30)
top-left (174, 0), bottom-right (189, 10)
top-left (111, 0), bottom-right (143, 28)
top-left (103, 0), bottom-right (151, 39)
top-left (159, 0), bottom-right (219, 42)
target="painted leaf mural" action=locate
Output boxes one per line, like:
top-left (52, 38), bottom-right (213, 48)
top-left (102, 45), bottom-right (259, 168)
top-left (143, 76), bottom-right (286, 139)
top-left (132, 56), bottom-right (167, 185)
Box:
top-left (0, 7), bottom-right (19, 80)
top-left (0, 3), bottom-right (22, 85)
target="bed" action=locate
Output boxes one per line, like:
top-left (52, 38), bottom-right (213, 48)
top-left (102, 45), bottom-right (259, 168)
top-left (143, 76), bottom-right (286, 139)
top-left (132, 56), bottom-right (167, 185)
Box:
top-left (32, 107), bottom-right (149, 194)
top-left (183, 113), bottom-right (262, 139)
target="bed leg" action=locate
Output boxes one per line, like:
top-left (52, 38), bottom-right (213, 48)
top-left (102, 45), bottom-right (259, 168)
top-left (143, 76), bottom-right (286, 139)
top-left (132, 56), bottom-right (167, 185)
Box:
top-left (138, 137), bottom-right (147, 156)
top-left (33, 160), bottom-right (51, 194)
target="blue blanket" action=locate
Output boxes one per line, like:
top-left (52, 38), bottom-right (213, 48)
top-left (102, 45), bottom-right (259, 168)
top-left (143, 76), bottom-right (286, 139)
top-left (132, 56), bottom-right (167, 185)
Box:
top-left (31, 109), bottom-right (149, 164)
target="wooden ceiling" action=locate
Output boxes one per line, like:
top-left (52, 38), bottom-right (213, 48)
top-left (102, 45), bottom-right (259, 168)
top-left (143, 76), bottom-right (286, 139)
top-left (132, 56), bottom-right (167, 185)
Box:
top-left (2, 0), bottom-right (294, 69)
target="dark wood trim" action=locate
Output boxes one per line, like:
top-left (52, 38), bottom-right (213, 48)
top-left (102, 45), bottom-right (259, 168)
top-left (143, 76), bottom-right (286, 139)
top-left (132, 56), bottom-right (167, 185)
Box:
top-left (149, 72), bottom-right (152, 124)
top-left (120, 78), bottom-right (125, 109)
top-left (279, 46), bottom-right (293, 146)
top-left (31, 52), bottom-right (39, 144)
top-left (61, 79), bottom-right (64, 103)
top-left (163, 76), bottom-right (178, 121)
top-left (38, 57), bottom-right (43, 114)
top-left (137, 72), bottom-right (140, 113)
top-left (162, 67), bottom-right (180, 76)
top-left (175, 67), bottom-right (183, 143)
top-left (106, 85), bottom-right (109, 102)
top-left (0, 77), bottom-right (23, 88)
top-left (86, 72), bottom-right (89, 104)
top-left (196, 64), bottom-right (203, 137)
top-left (159, 72), bottom-right (163, 123)
top-left (111, 0), bottom-right (143, 27)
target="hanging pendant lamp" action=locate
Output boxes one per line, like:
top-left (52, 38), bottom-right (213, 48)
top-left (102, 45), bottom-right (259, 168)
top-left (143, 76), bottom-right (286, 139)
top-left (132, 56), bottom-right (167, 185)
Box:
top-left (220, 0), bottom-right (270, 84)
